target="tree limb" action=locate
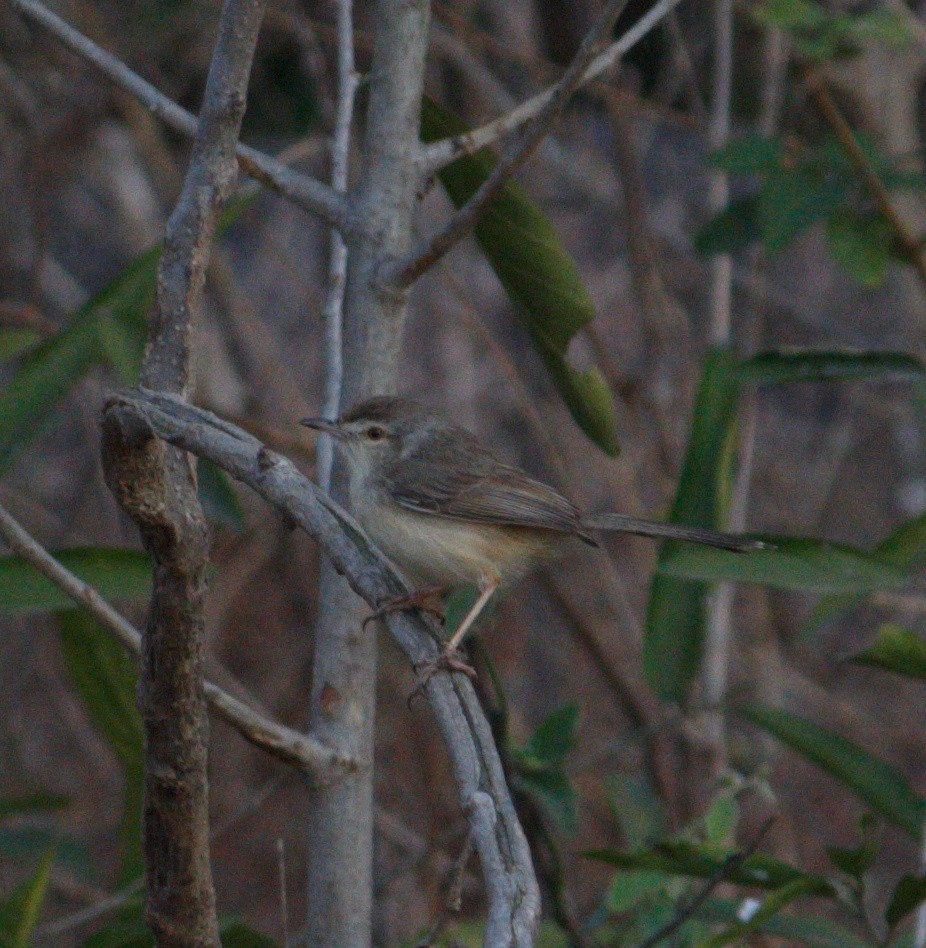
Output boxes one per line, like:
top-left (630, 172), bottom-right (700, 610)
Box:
top-left (382, 0), bottom-right (631, 289)
top-left (96, 0), bottom-right (270, 942)
top-left (417, 0), bottom-right (687, 173)
top-left (7, 0), bottom-right (346, 229)
top-left (317, 0), bottom-right (359, 491)
top-left (105, 387), bottom-right (542, 947)
top-left (0, 502), bottom-right (352, 779)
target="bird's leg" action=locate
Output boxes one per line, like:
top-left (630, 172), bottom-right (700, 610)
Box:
top-left (412, 580), bottom-right (498, 690)
top-left (362, 585), bottom-right (447, 631)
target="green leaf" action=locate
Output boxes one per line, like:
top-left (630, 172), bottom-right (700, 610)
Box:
top-left (520, 704), bottom-right (579, 766)
top-left (0, 197), bottom-right (251, 475)
top-left (696, 197), bottom-right (761, 256)
top-left (825, 814), bottom-right (878, 879)
top-left (808, 511), bottom-right (926, 632)
top-left (826, 211), bottom-right (892, 286)
top-left (0, 328), bottom-right (41, 363)
top-left (607, 869), bottom-right (668, 913)
top-left (851, 624), bottom-right (926, 681)
top-left (0, 793), bottom-right (68, 822)
top-left (58, 610), bottom-right (143, 885)
top-left (709, 136), bottom-right (782, 174)
top-left (737, 349), bottom-right (925, 384)
top-left (515, 766), bottom-right (577, 835)
top-left (659, 535), bottom-right (906, 593)
top-left (605, 773), bottom-right (665, 848)
top-left (586, 840), bottom-right (832, 893)
top-left (741, 704), bottom-right (925, 838)
top-left (753, 0), bottom-right (828, 31)
top-left (644, 349), bottom-right (740, 702)
top-left (697, 877), bottom-right (829, 947)
top-left (198, 458), bottom-right (245, 531)
top-left (219, 921), bottom-right (278, 947)
top-left (851, 9), bottom-right (913, 46)
top-left (699, 897), bottom-right (870, 946)
top-left (759, 166), bottom-right (845, 252)
top-left (0, 547), bottom-right (151, 614)
top-left (420, 97), bottom-right (618, 455)
top-left (0, 845), bottom-right (56, 948)
top-left (886, 874), bottom-right (926, 930)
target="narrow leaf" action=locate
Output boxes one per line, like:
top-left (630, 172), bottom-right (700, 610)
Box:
top-left (0, 547), bottom-right (151, 613)
top-left (851, 624), bottom-right (926, 681)
top-left (737, 350), bottom-right (925, 385)
top-left (520, 704), bottom-right (579, 766)
top-left (741, 704), bottom-right (925, 839)
top-left (586, 841), bottom-right (832, 893)
top-left (826, 211), bottom-right (892, 287)
top-left (696, 197), bottom-right (761, 256)
top-left (0, 794), bottom-right (68, 822)
top-left (886, 874), bottom-right (926, 930)
top-left (0, 845), bottom-right (56, 948)
top-left (758, 166), bottom-right (845, 252)
top-left (0, 328), bottom-right (41, 362)
top-left (659, 536), bottom-right (906, 593)
top-left (808, 511), bottom-right (926, 632)
top-left (645, 349), bottom-right (739, 701)
top-left (709, 136), bottom-right (782, 174)
top-left (698, 877), bottom-right (829, 947)
top-left (699, 897), bottom-right (870, 947)
top-left (420, 98), bottom-right (619, 455)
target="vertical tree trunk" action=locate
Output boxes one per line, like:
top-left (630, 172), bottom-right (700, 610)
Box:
top-left (303, 1), bottom-right (431, 943)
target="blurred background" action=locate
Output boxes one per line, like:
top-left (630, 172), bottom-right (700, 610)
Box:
top-left (1, 0), bottom-right (925, 943)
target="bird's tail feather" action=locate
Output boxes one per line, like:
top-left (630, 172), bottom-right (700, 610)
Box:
top-left (582, 513), bottom-right (766, 552)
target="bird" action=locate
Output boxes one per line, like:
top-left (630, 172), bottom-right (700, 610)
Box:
top-left (302, 396), bottom-right (762, 677)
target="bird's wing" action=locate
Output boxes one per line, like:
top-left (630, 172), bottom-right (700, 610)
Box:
top-left (384, 426), bottom-right (581, 533)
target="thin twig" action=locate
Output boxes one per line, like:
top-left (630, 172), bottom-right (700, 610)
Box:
top-left (107, 388), bottom-right (541, 946)
top-left (637, 815), bottom-right (777, 948)
top-left (419, 0), bottom-right (687, 173)
top-left (8, 0), bottom-right (347, 229)
top-left (801, 61), bottom-right (926, 288)
top-left (276, 838), bottom-right (290, 948)
top-left (699, 0), bottom-right (735, 793)
top-left (383, 0), bottom-right (632, 288)
top-left (414, 833), bottom-right (474, 947)
top-left (317, 0), bottom-right (358, 491)
top-left (0, 503), bottom-right (348, 777)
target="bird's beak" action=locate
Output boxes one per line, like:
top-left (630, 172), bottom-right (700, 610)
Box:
top-left (300, 417), bottom-right (345, 438)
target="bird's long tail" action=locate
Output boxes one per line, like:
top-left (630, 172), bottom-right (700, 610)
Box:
top-left (581, 513), bottom-right (766, 552)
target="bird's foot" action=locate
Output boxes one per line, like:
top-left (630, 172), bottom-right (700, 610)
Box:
top-left (363, 585), bottom-right (446, 631)
top-left (408, 646), bottom-right (477, 706)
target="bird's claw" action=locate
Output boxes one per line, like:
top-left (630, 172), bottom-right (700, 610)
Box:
top-left (363, 586), bottom-right (446, 631)
top-left (407, 647), bottom-right (477, 706)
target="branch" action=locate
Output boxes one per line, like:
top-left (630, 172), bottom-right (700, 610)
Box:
top-left (418, 0), bottom-right (687, 173)
top-left (7, 0), bottom-right (347, 229)
top-left (317, 0), bottom-right (358, 491)
top-left (0, 502), bottom-right (350, 779)
top-left (105, 387), bottom-right (541, 947)
top-left (383, 0), bottom-right (631, 288)
top-left (801, 62), bottom-right (926, 289)
top-left (96, 0), bottom-right (270, 942)
top-left (637, 815), bottom-right (777, 948)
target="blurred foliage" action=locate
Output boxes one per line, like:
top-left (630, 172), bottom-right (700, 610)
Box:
top-left (420, 98), bottom-right (620, 456)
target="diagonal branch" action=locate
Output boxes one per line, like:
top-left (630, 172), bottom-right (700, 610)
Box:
top-left (418, 0), bottom-right (687, 173)
top-left (7, 0), bottom-right (347, 229)
top-left (106, 387), bottom-right (541, 947)
top-left (0, 502), bottom-right (352, 780)
top-left (382, 0), bottom-right (631, 289)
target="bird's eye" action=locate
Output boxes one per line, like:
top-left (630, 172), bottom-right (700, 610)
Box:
top-left (366, 425), bottom-right (386, 441)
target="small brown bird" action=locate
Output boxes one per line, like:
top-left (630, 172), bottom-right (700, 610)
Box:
top-left (302, 397), bottom-right (761, 674)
